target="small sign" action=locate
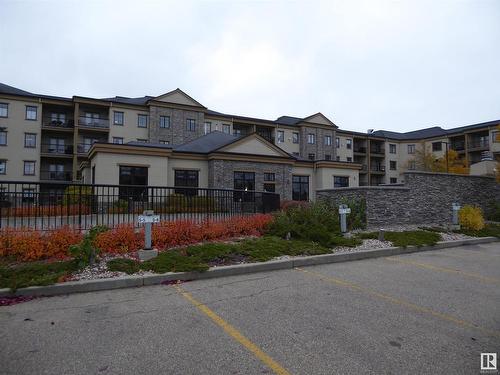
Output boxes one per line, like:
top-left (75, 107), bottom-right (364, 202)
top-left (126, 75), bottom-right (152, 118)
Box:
top-left (138, 215), bottom-right (160, 224)
top-left (339, 208), bottom-right (351, 214)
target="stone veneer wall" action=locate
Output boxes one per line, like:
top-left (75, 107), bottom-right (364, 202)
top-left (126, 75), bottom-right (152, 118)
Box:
top-left (208, 160), bottom-right (293, 200)
top-left (299, 126), bottom-right (336, 160)
top-left (148, 106), bottom-right (205, 145)
top-left (317, 171), bottom-right (500, 227)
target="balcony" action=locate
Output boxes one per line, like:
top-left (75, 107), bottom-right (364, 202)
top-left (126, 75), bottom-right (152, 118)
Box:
top-left (40, 170), bottom-right (73, 181)
top-left (450, 141), bottom-right (465, 152)
top-left (42, 117), bottom-right (74, 130)
top-left (77, 143), bottom-right (93, 154)
top-left (359, 164), bottom-right (368, 173)
top-left (354, 147), bottom-right (367, 154)
top-left (468, 139), bottom-right (489, 150)
top-left (370, 147), bottom-right (385, 155)
top-left (78, 116), bottom-right (109, 129)
top-left (370, 164), bottom-right (386, 173)
top-left (41, 143), bottom-right (73, 156)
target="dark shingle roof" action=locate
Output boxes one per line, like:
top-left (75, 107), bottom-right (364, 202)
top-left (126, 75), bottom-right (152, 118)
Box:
top-left (173, 131), bottom-right (241, 153)
top-left (275, 116), bottom-right (302, 126)
top-left (0, 82), bottom-right (34, 97)
top-left (371, 126), bottom-right (446, 140)
top-left (125, 141), bottom-right (172, 149)
top-left (103, 96), bottom-right (153, 106)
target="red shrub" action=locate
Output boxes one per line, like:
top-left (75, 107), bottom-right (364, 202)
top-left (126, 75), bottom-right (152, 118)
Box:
top-left (3, 205), bottom-right (91, 218)
top-left (45, 227), bottom-right (83, 259)
top-left (280, 200), bottom-right (310, 211)
top-left (93, 224), bottom-right (142, 254)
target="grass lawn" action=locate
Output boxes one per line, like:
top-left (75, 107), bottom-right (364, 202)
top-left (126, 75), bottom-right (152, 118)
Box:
top-left (356, 230), bottom-right (441, 247)
top-left (456, 223), bottom-right (500, 238)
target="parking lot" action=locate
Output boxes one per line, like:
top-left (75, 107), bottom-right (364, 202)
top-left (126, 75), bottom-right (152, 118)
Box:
top-left (1, 242), bottom-right (499, 374)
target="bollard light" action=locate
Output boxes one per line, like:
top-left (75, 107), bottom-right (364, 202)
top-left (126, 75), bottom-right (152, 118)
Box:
top-left (452, 203), bottom-right (461, 226)
top-left (137, 210), bottom-right (160, 261)
top-left (338, 204), bottom-right (351, 233)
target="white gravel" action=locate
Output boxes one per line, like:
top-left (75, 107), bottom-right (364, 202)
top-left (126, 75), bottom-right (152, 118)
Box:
top-left (439, 232), bottom-right (475, 241)
top-left (334, 239), bottom-right (394, 253)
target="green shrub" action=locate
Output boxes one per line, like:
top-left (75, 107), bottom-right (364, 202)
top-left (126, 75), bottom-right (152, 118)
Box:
top-left (69, 225), bottom-right (109, 267)
top-left (486, 201), bottom-right (500, 222)
top-left (355, 230), bottom-right (441, 247)
top-left (107, 258), bottom-right (140, 274)
top-left (456, 223), bottom-right (500, 238)
top-left (339, 197), bottom-right (367, 230)
top-left (63, 186), bottom-right (94, 206)
top-left (458, 205), bottom-right (485, 231)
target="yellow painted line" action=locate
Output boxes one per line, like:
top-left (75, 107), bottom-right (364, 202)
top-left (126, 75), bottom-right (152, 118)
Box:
top-left (295, 267), bottom-right (500, 338)
top-left (385, 257), bottom-right (500, 284)
top-left (176, 285), bottom-right (291, 375)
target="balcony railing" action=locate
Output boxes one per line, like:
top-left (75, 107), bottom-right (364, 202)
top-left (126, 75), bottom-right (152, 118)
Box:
top-left (468, 139), bottom-right (489, 149)
top-left (77, 143), bottom-right (94, 154)
top-left (370, 147), bottom-right (384, 155)
top-left (370, 165), bottom-right (386, 172)
top-left (40, 170), bottom-right (73, 181)
top-left (450, 141), bottom-right (465, 151)
top-left (354, 147), bottom-right (367, 153)
top-left (78, 116), bottom-right (110, 129)
top-left (42, 117), bottom-right (74, 128)
top-left (41, 143), bottom-right (73, 155)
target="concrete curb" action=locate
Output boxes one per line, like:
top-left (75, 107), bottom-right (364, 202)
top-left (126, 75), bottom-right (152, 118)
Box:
top-left (1, 236), bottom-right (498, 298)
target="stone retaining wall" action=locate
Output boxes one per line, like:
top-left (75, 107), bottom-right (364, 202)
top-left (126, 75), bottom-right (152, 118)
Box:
top-left (317, 171), bottom-right (500, 227)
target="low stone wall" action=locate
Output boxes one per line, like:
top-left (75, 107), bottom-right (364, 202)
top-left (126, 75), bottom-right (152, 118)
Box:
top-left (317, 171), bottom-right (500, 227)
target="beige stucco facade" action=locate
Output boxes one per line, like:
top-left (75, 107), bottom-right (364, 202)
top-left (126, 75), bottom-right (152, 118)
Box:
top-left (108, 106), bottom-right (149, 143)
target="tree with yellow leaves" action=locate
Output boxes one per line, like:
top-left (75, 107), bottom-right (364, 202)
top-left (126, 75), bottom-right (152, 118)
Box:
top-left (410, 141), bottom-right (469, 174)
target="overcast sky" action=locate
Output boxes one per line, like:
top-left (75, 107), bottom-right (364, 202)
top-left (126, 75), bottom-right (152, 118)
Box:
top-left (1, 0), bottom-right (499, 133)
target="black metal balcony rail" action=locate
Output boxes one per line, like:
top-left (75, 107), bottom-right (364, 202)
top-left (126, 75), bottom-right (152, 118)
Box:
top-left (40, 143), bottom-right (74, 155)
top-left (40, 170), bottom-right (73, 181)
top-left (77, 143), bottom-right (93, 154)
top-left (468, 139), bottom-right (489, 149)
top-left (77, 116), bottom-right (110, 128)
top-left (370, 164), bottom-right (386, 172)
top-left (42, 117), bottom-right (74, 128)
top-left (450, 141), bottom-right (465, 151)
top-left (370, 147), bottom-right (384, 154)
top-left (0, 181), bottom-right (281, 232)
top-left (354, 146), bottom-right (367, 153)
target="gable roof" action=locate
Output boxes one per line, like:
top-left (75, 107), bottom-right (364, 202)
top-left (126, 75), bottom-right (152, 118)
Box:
top-left (215, 132), bottom-right (293, 158)
top-left (301, 112), bottom-right (337, 127)
top-left (173, 131), bottom-right (240, 153)
top-left (103, 96), bottom-right (153, 106)
top-left (152, 88), bottom-right (206, 108)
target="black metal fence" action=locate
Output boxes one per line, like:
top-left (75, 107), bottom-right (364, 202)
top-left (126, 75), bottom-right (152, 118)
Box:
top-left (0, 181), bottom-right (280, 231)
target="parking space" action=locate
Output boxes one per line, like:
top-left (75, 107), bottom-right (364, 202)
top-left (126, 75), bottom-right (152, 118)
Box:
top-left (1, 242), bottom-right (499, 374)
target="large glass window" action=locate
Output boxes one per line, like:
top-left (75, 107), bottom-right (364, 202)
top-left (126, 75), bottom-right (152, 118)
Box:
top-left (25, 106), bottom-right (37, 120)
top-left (234, 171), bottom-right (255, 202)
top-left (187, 119), bottom-right (196, 132)
top-left (222, 124), bottom-right (231, 134)
top-left (24, 161), bottom-right (36, 175)
top-left (0, 103), bottom-right (8, 117)
top-left (307, 133), bottom-right (315, 144)
top-left (432, 142), bottom-right (442, 152)
top-left (160, 116), bottom-right (170, 128)
top-left (137, 114), bottom-right (148, 128)
top-left (174, 170), bottom-right (199, 196)
top-left (119, 166), bottom-right (148, 201)
top-left (0, 131), bottom-right (6, 145)
top-left (24, 133), bottom-right (37, 148)
top-left (334, 176), bottom-right (349, 188)
top-left (113, 111), bottom-right (124, 125)
top-left (292, 175), bottom-right (309, 201)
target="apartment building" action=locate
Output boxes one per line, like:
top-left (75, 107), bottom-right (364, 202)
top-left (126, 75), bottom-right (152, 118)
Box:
top-left (0, 82), bottom-right (498, 201)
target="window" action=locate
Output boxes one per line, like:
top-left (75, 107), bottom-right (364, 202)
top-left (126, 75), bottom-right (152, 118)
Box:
top-left (186, 118), bottom-right (196, 132)
top-left (325, 135), bottom-right (332, 146)
top-left (174, 170), bottom-right (199, 196)
top-left (292, 132), bottom-right (299, 144)
top-left (390, 178), bottom-right (398, 184)
top-left (264, 172), bottom-right (275, 182)
top-left (204, 122), bottom-right (212, 134)
top-left (389, 144), bottom-right (396, 154)
top-left (119, 166), bottom-right (148, 201)
top-left (137, 114), bottom-right (148, 128)
top-left (24, 133), bottom-right (37, 148)
top-left (22, 188), bottom-right (35, 203)
top-left (50, 113), bottom-right (66, 126)
top-left (136, 139), bottom-right (148, 143)
top-left (0, 160), bottom-right (6, 174)
top-left (336, 156), bottom-right (340, 161)
top-left (390, 160), bottom-right (397, 170)
top-left (263, 183), bottom-right (275, 193)
top-left (407, 144), bottom-right (415, 154)
top-left (346, 139), bottom-right (352, 149)
top-left (336, 137), bottom-right (340, 148)
top-left (308, 153), bottom-right (315, 160)
top-left (408, 160), bottom-right (416, 170)
top-left (112, 137), bottom-right (123, 144)
top-left (160, 116), bottom-right (170, 128)
top-left (233, 128), bottom-right (241, 136)
top-left (432, 142), bottom-right (442, 152)
top-left (24, 161), bottom-right (36, 175)
top-left (222, 124), bottom-right (231, 134)
top-left (113, 111), bottom-right (124, 125)
top-left (234, 172), bottom-right (255, 202)
top-left (25, 106), bottom-right (37, 120)
top-left (307, 133), bottom-right (315, 144)
top-left (49, 138), bottom-right (65, 153)
top-left (334, 176), bottom-right (349, 188)
top-left (277, 130), bottom-right (284, 143)
top-left (347, 157), bottom-right (352, 162)
top-left (0, 131), bottom-right (6, 145)
top-left (159, 140), bottom-right (169, 145)
top-left (292, 175), bottom-right (309, 201)
top-left (0, 103), bottom-right (8, 117)
top-left (325, 154), bottom-right (331, 160)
